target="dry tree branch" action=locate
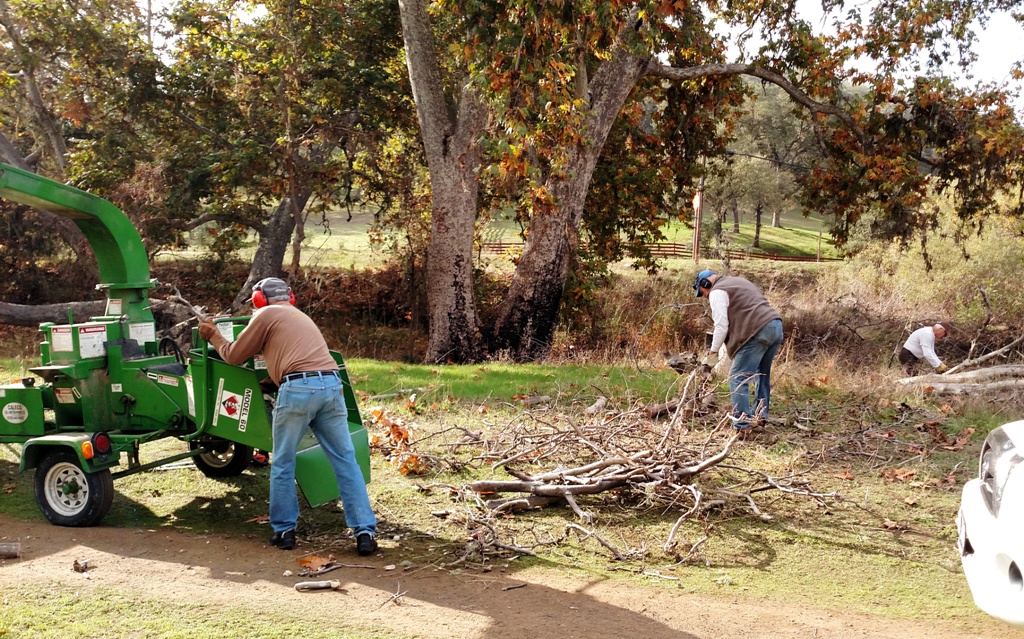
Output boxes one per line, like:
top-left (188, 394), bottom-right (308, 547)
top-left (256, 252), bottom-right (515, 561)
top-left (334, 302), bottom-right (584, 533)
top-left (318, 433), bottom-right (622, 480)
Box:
top-left (166, 287), bottom-right (209, 321)
top-left (944, 333), bottom-right (1024, 375)
top-left (565, 523), bottom-right (626, 560)
top-left (962, 284), bottom-right (993, 363)
top-left (563, 492), bottom-right (594, 523)
top-left (664, 485), bottom-right (702, 551)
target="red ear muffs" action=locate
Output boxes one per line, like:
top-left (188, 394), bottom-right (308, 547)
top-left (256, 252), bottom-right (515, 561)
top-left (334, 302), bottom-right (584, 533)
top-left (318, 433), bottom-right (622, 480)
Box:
top-left (251, 286), bottom-right (295, 308)
top-left (252, 288), bottom-right (268, 308)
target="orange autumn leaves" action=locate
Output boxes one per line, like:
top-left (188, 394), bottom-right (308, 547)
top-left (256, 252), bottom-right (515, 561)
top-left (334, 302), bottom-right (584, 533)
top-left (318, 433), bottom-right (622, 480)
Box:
top-left (833, 422), bottom-right (973, 487)
top-left (367, 404), bottom-right (429, 476)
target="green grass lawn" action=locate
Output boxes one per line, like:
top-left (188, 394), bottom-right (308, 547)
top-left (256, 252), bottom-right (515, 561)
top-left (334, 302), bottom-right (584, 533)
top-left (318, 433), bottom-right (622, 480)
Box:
top-left (154, 208), bottom-right (390, 271)
top-left (152, 205), bottom-right (840, 272)
top-left (347, 358), bottom-right (678, 407)
top-left (0, 351), bottom-right (998, 636)
top-left (660, 211), bottom-right (840, 258)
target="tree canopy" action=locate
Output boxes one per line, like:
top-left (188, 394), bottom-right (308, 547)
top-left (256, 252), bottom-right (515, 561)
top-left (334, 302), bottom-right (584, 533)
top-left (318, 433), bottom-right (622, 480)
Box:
top-left (3, 0), bottom-right (1023, 364)
top-left (399, 0), bottom-right (1024, 362)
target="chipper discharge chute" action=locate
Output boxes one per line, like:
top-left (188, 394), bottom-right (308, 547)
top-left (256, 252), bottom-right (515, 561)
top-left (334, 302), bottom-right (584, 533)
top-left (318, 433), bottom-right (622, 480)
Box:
top-left (0, 162), bottom-right (369, 526)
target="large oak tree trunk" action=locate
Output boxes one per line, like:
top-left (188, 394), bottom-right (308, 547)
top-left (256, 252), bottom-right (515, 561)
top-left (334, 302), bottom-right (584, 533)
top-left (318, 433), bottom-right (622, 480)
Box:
top-left (491, 31), bottom-right (648, 362)
top-left (490, 194), bottom-right (576, 361)
top-left (231, 190), bottom-right (309, 309)
top-left (399, 0), bottom-right (486, 363)
top-left (423, 143), bottom-right (485, 363)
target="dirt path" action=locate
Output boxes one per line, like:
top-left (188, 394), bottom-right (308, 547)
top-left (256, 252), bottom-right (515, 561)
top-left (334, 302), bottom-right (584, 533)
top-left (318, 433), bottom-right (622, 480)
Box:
top-left (0, 515), bottom-right (1016, 639)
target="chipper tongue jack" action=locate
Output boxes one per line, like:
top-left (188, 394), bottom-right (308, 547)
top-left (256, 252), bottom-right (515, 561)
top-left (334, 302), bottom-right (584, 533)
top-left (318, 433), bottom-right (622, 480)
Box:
top-left (0, 162), bottom-right (370, 526)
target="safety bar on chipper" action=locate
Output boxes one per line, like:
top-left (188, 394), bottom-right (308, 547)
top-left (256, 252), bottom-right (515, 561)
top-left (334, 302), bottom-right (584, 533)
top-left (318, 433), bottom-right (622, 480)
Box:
top-left (186, 315), bottom-right (253, 442)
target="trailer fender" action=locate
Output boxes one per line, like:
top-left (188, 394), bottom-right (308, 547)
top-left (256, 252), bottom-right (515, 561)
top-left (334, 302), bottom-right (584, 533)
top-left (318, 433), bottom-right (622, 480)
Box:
top-left (20, 434), bottom-right (120, 473)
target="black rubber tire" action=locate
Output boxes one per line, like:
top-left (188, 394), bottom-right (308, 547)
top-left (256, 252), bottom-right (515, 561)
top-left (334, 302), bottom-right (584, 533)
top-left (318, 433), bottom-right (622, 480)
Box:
top-left (189, 438), bottom-right (253, 477)
top-left (34, 448), bottom-right (114, 527)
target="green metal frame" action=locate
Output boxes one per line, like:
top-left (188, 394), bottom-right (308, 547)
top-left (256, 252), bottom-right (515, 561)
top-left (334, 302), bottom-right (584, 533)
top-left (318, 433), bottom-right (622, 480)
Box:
top-left (20, 434), bottom-right (120, 473)
top-left (0, 163), bottom-right (155, 324)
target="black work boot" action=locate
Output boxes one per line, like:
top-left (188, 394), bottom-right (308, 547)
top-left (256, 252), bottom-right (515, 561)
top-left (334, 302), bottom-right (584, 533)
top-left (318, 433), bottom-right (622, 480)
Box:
top-left (356, 532), bottom-right (378, 556)
top-left (269, 529), bottom-right (296, 550)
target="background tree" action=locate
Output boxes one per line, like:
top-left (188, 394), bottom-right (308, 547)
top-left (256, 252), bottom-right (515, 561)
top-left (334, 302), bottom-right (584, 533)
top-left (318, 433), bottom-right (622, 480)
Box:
top-left (1, 0), bottom-right (411, 311)
top-left (400, 0), bottom-right (1024, 362)
top-left (730, 83), bottom-right (817, 231)
top-left (153, 0), bottom-right (408, 307)
top-left (398, 0), bottom-right (489, 363)
top-left (0, 0), bottom-right (156, 302)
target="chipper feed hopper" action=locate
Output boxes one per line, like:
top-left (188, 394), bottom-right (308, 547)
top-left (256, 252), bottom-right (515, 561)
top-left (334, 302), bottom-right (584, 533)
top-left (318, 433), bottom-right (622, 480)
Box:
top-left (0, 162), bottom-right (370, 526)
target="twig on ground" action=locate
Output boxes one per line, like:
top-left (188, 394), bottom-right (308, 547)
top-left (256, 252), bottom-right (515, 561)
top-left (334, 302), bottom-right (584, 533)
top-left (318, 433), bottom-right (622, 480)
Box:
top-left (565, 523), bottom-right (627, 561)
top-left (378, 584), bottom-right (411, 608)
top-left (300, 562), bottom-right (375, 577)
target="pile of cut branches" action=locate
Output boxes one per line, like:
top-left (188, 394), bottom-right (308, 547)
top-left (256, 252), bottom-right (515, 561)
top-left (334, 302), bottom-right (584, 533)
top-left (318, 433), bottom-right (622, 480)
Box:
top-left (410, 369), bottom-right (837, 565)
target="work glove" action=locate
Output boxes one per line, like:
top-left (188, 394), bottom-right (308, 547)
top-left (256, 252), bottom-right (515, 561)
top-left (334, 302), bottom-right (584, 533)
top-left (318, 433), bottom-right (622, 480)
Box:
top-left (198, 321), bottom-right (217, 342)
top-left (935, 363), bottom-right (949, 374)
top-left (701, 351), bottom-right (720, 369)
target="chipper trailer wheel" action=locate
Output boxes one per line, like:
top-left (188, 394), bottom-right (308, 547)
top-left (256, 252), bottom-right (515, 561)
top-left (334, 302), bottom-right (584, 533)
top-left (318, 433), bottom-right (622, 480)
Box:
top-left (189, 438), bottom-right (253, 478)
top-left (34, 449), bottom-right (114, 527)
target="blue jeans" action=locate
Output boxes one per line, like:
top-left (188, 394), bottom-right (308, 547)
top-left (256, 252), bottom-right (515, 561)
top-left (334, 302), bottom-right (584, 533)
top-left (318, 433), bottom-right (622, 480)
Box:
top-left (269, 375), bottom-right (376, 537)
top-left (728, 318), bottom-right (783, 428)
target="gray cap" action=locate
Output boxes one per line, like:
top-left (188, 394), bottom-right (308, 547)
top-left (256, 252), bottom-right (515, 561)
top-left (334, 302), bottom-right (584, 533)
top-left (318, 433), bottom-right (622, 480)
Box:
top-left (254, 277), bottom-right (291, 303)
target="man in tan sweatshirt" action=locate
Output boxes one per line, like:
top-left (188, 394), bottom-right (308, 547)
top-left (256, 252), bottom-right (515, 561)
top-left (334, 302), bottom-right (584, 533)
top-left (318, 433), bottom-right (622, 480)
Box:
top-left (199, 277), bottom-right (377, 555)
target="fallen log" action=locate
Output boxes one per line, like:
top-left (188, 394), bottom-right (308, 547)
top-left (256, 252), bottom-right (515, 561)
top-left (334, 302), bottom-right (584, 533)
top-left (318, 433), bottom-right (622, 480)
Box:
top-left (0, 298), bottom-right (197, 332)
top-left (0, 300), bottom-right (105, 326)
top-left (470, 478), bottom-right (631, 496)
top-left (921, 379), bottom-right (1024, 396)
top-left (946, 332), bottom-right (1024, 375)
top-left (486, 496), bottom-right (560, 512)
top-left (897, 364), bottom-right (1024, 385)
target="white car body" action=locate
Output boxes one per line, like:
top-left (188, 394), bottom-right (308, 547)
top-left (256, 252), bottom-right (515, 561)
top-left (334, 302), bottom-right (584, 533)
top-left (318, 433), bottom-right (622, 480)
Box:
top-left (957, 420), bottom-right (1024, 628)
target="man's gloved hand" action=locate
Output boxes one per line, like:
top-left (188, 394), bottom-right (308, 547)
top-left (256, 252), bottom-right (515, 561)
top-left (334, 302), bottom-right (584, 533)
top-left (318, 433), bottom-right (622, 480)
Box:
top-left (701, 351), bottom-right (720, 369)
top-left (935, 362), bottom-right (949, 373)
top-left (198, 321), bottom-right (218, 342)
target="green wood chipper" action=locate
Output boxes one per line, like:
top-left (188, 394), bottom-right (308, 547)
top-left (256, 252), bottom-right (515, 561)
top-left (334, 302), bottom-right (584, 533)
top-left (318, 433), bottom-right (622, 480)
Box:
top-left (0, 162), bottom-right (370, 526)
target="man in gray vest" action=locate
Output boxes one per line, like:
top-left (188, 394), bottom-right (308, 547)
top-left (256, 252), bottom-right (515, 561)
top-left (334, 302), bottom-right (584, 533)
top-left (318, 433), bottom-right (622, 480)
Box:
top-left (695, 269), bottom-right (784, 430)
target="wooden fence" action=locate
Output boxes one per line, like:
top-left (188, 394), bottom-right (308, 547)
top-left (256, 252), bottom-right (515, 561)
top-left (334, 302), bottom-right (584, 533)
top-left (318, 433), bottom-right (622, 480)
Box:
top-left (479, 241), bottom-right (843, 263)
